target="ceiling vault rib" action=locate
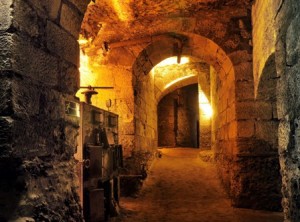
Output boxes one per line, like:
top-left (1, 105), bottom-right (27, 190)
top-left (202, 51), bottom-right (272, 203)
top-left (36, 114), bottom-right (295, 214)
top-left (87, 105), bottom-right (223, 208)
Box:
top-left (106, 34), bottom-right (186, 50)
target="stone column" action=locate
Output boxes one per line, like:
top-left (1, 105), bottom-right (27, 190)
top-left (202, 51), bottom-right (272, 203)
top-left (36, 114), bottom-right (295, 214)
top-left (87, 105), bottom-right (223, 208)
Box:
top-left (0, 0), bottom-right (89, 220)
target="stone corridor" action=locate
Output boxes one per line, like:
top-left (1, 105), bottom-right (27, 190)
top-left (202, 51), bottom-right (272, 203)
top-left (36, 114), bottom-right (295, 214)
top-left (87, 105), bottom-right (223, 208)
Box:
top-left (117, 148), bottom-right (283, 222)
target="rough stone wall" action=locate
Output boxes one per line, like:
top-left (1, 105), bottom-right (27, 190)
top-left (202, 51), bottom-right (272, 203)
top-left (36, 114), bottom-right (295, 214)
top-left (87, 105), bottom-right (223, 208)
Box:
top-left (157, 92), bottom-right (177, 147)
top-left (0, 0), bottom-right (89, 220)
top-left (158, 84), bottom-right (199, 148)
top-left (271, 0), bottom-right (300, 220)
top-left (242, 0), bottom-right (283, 212)
top-left (133, 68), bottom-right (157, 153)
top-left (177, 85), bottom-right (199, 147)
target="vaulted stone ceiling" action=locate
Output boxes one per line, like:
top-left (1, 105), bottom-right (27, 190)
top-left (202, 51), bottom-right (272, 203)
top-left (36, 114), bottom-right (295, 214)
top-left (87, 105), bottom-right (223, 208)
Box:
top-left (81, 0), bottom-right (253, 57)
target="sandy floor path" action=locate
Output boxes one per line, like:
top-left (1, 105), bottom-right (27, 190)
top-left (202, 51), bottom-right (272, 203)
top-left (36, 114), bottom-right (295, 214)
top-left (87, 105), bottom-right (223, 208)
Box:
top-left (117, 148), bottom-right (283, 222)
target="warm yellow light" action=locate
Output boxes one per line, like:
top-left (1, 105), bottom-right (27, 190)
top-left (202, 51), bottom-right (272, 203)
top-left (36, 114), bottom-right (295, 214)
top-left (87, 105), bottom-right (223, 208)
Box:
top-left (111, 0), bottom-right (132, 21)
top-left (79, 50), bottom-right (90, 77)
top-left (77, 50), bottom-right (98, 103)
top-left (78, 38), bottom-right (88, 45)
top-left (156, 56), bottom-right (190, 67)
top-left (199, 91), bottom-right (213, 118)
top-left (200, 104), bottom-right (213, 118)
top-left (164, 74), bottom-right (196, 89)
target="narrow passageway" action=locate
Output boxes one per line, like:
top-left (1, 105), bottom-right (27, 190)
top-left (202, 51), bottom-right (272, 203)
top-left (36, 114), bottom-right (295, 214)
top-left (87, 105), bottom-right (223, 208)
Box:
top-left (117, 148), bottom-right (283, 222)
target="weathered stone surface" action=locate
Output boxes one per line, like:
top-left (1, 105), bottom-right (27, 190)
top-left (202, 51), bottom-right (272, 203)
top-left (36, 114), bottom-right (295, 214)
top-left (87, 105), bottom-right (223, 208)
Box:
top-left (236, 80), bottom-right (254, 101)
top-left (234, 62), bottom-right (253, 81)
top-left (0, 75), bottom-right (13, 116)
top-left (0, 0), bottom-right (13, 30)
top-left (67, 0), bottom-right (90, 14)
top-left (46, 21), bottom-right (79, 66)
top-left (60, 3), bottom-right (82, 38)
top-left (0, 33), bottom-right (13, 70)
top-left (58, 62), bottom-right (79, 94)
top-left (286, 14), bottom-right (300, 66)
top-left (255, 120), bottom-right (279, 149)
top-left (237, 120), bottom-right (254, 138)
top-left (12, 34), bottom-right (59, 85)
top-left (27, 0), bottom-right (62, 20)
top-left (0, 117), bottom-right (13, 150)
top-left (13, 0), bottom-right (39, 38)
top-left (231, 155), bottom-right (282, 211)
top-left (236, 101), bottom-right (256, 120)
top-left (256, 101), bottom-right (274, 120)
top-left (228, 50), bottom-right (252, 65)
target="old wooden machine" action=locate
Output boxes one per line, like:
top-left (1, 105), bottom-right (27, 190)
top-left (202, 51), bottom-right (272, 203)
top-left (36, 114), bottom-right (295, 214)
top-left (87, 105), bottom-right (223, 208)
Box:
top-left (75, 98), bottom-right (123, 221)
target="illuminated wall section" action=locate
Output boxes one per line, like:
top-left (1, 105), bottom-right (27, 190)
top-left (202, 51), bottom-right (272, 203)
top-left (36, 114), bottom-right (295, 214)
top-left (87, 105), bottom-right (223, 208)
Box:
top-left (77, 38), bottom-right (135, 156)
top-left (198, 85), bottom-right (212, 149)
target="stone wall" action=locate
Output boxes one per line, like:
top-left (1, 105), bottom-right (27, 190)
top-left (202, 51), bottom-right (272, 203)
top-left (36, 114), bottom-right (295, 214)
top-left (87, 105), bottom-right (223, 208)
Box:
top-left (157, 92), bottom-right (177, 147)
top-left (76, 54), bottom-right (135, 157)
top-left (158, 84), bottom-right (199, 148)
top-left (0, 0), bottom-right (89, 220)
top-left (271, 0), bottom-right (300, 220)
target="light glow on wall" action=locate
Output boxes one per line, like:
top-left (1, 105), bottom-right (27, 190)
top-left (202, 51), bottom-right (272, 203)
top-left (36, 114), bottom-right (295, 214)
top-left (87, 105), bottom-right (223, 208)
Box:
top-left (199, 91), bottom-right (213, 118)
top-left (156, 56), bottom-right (190, 67)
top-left (111, 0), bottom-right (132, 21)
top-left (76, 40), bottom-right (98, 102)
top-left (164, 74), bottom-right (196, 89)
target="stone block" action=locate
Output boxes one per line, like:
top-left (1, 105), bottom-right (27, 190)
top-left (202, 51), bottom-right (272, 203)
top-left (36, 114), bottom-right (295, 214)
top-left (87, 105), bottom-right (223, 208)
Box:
top-left (67, 0), bottom-right (90, 14)
top-left (0, 76), bottom-right (13, 115)
top-left (0, 33), bottom-right (13, 70)
top-left (255, 101), bottom-right (273, 120)
top-left (27, 0), bottom-right (61, 20)
top-left (11, 77), bottom-right (40, 118)
top-left (0, 0), bottom-right (13, 30)
top-left (58, 62), bottom-right (79, 94)
top-left (0, 117), bottom-right (13, 145)
top-left (228, 50), bottom-right (252, 65)
top-left (48, 0), bottom-right (62, 20)
top-left (230, 154), bottom-right (282, 210)
top-left (234, 62), bottom-right (253, 81)
top-left (237, 120), bottom-right (254, 138)
top-left (46, 21), bottom-right (79, 66)
top-left (60, 3), bottom-right (82, 38)
top-left (236, 101), bottom-right (256, 120)
top-left (286, 14), bottom-right (300, 66)
top-left (14, 0), bottom-right (39, 38)
top-left (255, 120), bottom-right (279, 149)
top-left (236, 81), bottom-right (254, 101)
top-left (11, 34), bottom-right (59, 85)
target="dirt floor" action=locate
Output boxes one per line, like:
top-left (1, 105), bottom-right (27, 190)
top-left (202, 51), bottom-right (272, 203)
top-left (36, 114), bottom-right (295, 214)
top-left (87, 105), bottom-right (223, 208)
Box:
top-left (115, 148), bottom-right (283, 222)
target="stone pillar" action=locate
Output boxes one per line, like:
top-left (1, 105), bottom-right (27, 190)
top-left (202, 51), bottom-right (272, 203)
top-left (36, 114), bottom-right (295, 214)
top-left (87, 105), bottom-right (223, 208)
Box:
top-left (0, 0), bottom-right (89, 220)
top-left (274, 0), bottom-right (300, 220)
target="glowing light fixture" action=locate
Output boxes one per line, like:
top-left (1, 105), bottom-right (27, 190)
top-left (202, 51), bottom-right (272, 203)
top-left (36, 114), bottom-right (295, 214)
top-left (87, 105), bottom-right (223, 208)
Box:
top-left (199, 91), bottom-right (213, 118)
top-left (156, 56), bottom-right (190, 67)
top-left (164, 74), bottom-right (196, 89)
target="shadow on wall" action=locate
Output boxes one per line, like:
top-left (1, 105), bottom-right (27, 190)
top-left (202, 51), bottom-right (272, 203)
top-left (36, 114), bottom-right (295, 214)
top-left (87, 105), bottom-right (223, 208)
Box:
top-left (256, 53), bottom-right (279, 152)
top-left (257, 53), bottom-right (277, 102)
top-left (0, 158), bottom-right (24, 221)
top-left (254, 52), bottom-right (282, 211)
